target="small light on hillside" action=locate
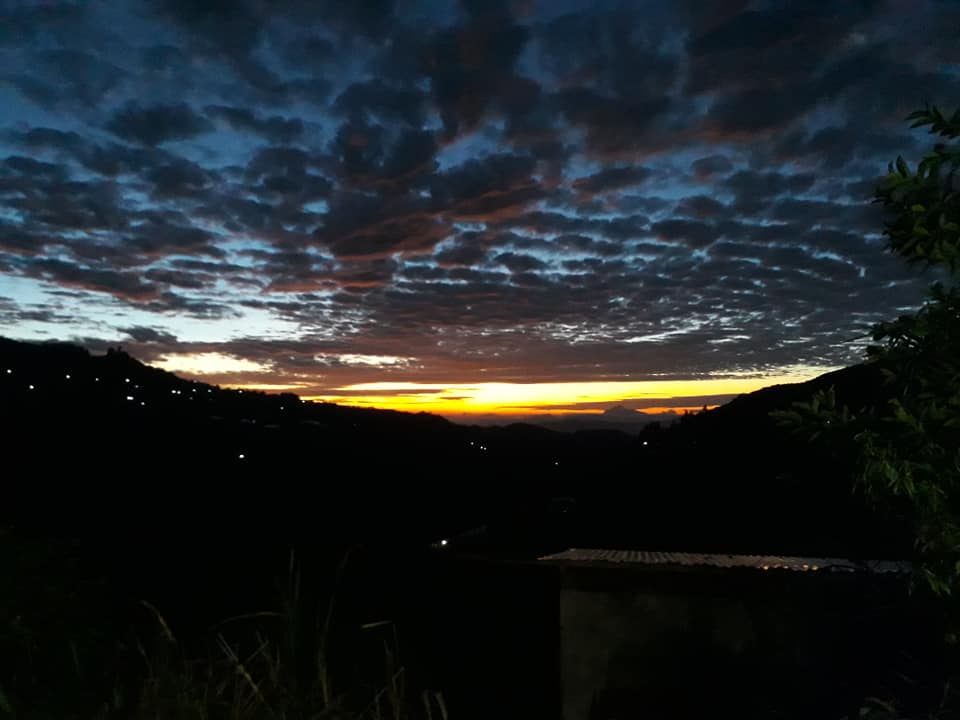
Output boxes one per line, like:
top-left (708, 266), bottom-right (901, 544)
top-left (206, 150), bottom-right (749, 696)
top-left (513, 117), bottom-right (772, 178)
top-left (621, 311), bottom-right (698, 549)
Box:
top-left (5, 369), bottom-right (11, 374)
top-left (140, 401), bottom-right (146, 406)
top-left (440, 539), bottom-right (448, 546)
top-left (643, 441), bottom-right (648, 446)
top-left (126, 395), bottom-right (134, 401)
top-left (65, 374), bottom-right (70, 380)
top-left (125, 378), bottom-right (130, 383)
top-left (238, 453), bottom-right (245, 460)
top-left (28, 384), bottom-right (34, 390)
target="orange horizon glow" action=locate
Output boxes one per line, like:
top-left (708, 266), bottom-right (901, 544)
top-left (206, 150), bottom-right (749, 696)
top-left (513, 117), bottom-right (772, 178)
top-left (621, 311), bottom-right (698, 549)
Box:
top-left (150, 351), bottom-right (837, 417)
top-left (293, 370), bottom-right (831, 416)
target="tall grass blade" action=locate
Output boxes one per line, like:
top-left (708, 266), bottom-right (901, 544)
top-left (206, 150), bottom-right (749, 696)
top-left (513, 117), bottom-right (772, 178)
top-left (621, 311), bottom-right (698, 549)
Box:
top-left (140, 600), bottom-right (177, 645)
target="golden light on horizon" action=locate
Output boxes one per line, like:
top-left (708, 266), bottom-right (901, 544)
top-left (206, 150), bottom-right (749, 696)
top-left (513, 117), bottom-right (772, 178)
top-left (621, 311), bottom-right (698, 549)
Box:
top-left (151, 352), bottom-right (837, 417)
top-left (301, 367), bottom-right (834, 416)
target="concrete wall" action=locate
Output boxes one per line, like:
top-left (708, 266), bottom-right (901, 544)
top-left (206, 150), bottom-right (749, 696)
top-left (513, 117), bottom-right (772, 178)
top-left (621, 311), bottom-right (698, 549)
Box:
top-left (559, 571), bottom-right (914, 720)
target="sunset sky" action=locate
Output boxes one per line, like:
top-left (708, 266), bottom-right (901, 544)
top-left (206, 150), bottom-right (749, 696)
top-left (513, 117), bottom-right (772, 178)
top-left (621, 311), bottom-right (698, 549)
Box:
top-left (1, 0), bottom-right (957, 419)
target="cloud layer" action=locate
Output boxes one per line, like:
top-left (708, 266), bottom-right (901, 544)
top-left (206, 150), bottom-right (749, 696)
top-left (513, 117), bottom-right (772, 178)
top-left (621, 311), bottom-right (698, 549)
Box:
top-left (1, 0), bottom-right (956, 413)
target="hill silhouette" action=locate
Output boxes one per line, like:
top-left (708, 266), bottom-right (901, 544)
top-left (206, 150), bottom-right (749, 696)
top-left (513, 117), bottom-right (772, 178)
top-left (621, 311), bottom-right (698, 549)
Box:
top-left (1, 337), bottom-right (908, 565)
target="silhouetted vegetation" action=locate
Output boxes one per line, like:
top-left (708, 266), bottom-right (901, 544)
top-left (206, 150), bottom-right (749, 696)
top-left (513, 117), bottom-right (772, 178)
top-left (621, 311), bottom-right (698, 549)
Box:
top-left (771, 104), bottom-right (960, 718)
top-left (0, 327), bottom-right (941, 718)
top-left (777, 104), bottom-right (960, 593)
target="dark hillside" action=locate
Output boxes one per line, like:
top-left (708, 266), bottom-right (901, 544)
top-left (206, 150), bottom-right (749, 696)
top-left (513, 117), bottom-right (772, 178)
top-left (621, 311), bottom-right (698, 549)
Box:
top-left (1, 338), bottom-right (909, 577)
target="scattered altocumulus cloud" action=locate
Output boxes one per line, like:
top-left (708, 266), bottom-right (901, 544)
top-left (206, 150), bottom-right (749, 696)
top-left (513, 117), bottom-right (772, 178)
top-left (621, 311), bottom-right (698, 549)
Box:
top-left (1, 0), bottom-right (956, 416)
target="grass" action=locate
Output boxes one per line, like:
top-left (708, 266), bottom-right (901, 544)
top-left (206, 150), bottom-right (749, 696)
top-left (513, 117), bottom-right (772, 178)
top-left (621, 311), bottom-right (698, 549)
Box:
top-left (1, 540), bottom-right (447, 720)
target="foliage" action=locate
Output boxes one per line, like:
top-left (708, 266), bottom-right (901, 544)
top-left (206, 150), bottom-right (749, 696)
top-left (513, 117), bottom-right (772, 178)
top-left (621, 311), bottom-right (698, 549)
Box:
top-left (776, 104), bottom-right (960, 597)
top-left (878, 104), bottom-right (960, 274)
top-left (0, 547), bottom-right (447, 720)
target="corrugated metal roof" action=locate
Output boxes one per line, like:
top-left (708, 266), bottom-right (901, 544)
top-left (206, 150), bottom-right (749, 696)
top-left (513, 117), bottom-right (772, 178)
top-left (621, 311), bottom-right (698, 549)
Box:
top-left (538, 548), bottom-right (910, 574)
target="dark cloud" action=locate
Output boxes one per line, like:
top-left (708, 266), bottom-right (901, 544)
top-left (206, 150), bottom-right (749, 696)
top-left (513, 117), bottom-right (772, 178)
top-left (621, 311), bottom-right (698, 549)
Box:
top-left (2, 74), bottom-right (61, 109)
top-left (145, 157), bottom-right (214, 198)
top-left (144, 291), bottom-right (241, 319)
top-left (315, 191), bottom-right (446, 260)
top-left (153, 0), bottom-right (265, 60)
top-left (9, 127), bottom-right (85, 154)
top-left (35, 49), bottom-right (127, 107)
top-left (554, 88), bottom-right (673, 159)
top-left (774, 123), bottom-right (917, 171)
top-left (332, 80), bottom-right (426, 127)
top-left (106, 102), bottom-right (214, 146)
top-left (494, 252), bottom-right (547, 273)
top-left (128, 220), bottom-right (225, 259)
top-left (0, 219), bottom-right (58, 256)
top-left (3, 155), bottom-right (67, 180)
top-left (423, 21), bottom-right (529, 138)
top-left (123, 326), bottom-right (179, 344)
top-left (432, 153), bottom-right (540, 220)
top-left (572, 166), bottom-right (653, 195)
top-left (205, 105), bottom-right (303, 143)
top-left (675, 195), bottom-right (728, 220)
top-left (0, 2), bottom-right (90, 48)
top-left (299, 0), bottom-right (397, 41)
top-left (724, 170), bottom-right (818, 214)
top-left (2, 170), bottom-right (129, 232)
top-left (691, 154), bottom-right (733, 180)
top-left (10, 127), bottom-right (168, 178)
top-left (650, 219), bottom-right (720, 248)
top-left (20, 258), bottom-right (158, 301)
top-left (686, 1), bottom-right (881, 92)
top-left (329, 121), bottom-right (438, 189)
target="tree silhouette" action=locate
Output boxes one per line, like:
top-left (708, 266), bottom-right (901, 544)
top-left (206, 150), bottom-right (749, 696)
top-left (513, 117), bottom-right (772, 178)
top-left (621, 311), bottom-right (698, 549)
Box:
top-left (778, 104), bottom-right (960, 594)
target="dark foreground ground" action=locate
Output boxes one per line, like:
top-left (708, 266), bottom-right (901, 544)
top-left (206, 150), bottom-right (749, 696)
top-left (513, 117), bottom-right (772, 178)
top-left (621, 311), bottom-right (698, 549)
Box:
top-left (1, 338), bottom-right (949, 718)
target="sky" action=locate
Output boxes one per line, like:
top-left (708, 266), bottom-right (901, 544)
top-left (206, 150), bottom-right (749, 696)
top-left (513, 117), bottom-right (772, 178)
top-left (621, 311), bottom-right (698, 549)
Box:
top-left (0, 0), bottom-right (957, 420)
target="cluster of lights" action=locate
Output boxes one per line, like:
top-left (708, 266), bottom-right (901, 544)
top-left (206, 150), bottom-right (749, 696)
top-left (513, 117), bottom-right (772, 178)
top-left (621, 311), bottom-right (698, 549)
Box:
top-left (3, 368), bottom-right (231, 414)
top-left (6, 368), bottom-right (286, 432)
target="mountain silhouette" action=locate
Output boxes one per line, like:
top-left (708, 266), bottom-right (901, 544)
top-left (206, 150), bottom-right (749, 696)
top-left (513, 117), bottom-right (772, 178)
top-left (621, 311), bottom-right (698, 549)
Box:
top-left (1, 337), bottom-right (905, 562)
